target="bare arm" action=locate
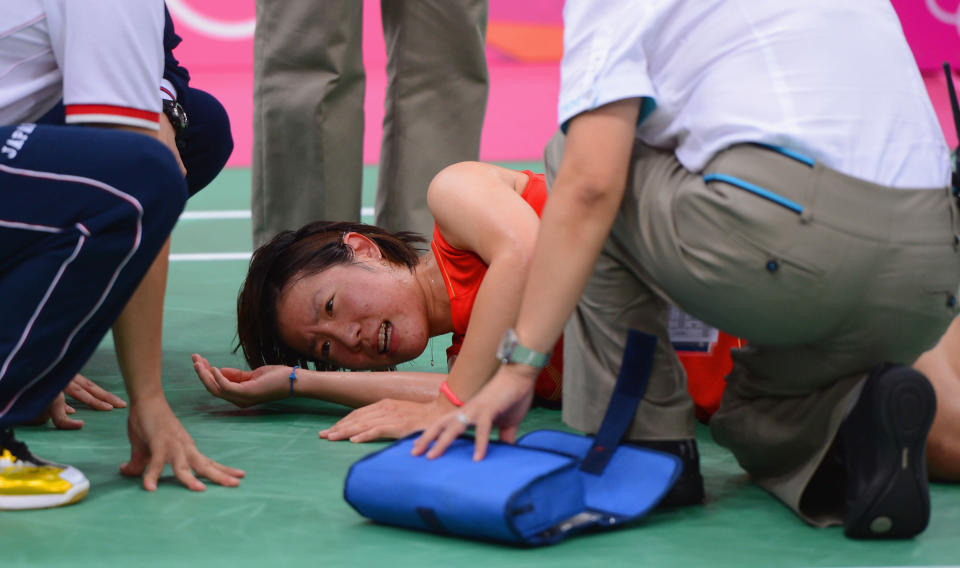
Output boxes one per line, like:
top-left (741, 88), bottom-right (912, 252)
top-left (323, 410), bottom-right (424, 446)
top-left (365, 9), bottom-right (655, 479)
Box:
top-left (513, 102), bottom-right (640, 356)
top-left (192, 354), bottom-right (445, 409)
top-left (101, 118), bottom-right (179, 402)
top-left (415, 99), bottom-right (643, 459)
top-left (98, 122), bottom-right (172, 414)
top-left (428, 162), bottom-right (541, 401)
top-left (296, 370), bottom-right (444, 408)
top-left (113, 237), bottom-right (169, 406)
top-left (99, 122), bottom-right (243, 490)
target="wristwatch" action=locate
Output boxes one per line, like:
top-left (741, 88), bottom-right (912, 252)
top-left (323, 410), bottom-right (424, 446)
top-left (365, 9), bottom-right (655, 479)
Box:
top-left (162, 98), bottom-right (189, 148)
top-left (496, 328), bottom-right (550, 369)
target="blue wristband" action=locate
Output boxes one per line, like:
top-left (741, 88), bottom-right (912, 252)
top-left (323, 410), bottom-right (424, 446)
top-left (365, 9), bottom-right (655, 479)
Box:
top-left (289, 365), bottom-right (300, 398)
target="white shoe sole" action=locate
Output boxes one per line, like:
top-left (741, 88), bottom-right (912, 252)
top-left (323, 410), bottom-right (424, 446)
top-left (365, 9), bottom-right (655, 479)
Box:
top-left (0, 466), bottom-right (90, 510)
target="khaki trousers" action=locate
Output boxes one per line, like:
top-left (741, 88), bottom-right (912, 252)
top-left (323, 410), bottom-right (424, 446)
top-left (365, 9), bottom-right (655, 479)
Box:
top-left (252, 0), bottom-right (488, 247)
top-left (545, 131), bottom-right (960, 524)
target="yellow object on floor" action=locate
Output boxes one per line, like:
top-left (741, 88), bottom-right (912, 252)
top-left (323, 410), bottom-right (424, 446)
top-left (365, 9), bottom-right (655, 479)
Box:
top-left (1, 440), bottom-right (89, 510)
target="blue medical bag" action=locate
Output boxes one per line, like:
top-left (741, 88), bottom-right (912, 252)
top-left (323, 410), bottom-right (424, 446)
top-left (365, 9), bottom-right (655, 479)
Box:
top-left (344, 330), bottom-right (682, 545)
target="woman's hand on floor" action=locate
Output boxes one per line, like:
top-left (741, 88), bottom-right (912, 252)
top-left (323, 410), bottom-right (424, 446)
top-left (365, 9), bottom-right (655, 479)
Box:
top-left (192, 353), bottom-right (291, 407)
top-left (319, 396), bottom-right (457, 443)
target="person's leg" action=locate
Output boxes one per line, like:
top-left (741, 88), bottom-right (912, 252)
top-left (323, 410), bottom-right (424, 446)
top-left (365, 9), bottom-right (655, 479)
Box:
top-left (634, 143), bottom-right (958, 536)
top-left (914, 317), bottom-right (960, 481)
top-left (544, 131), bottom-right (702, 506)
top-left (0, 124), bottom-right (186, 427)
top-left (0, 124), bottom-right (185, 509)
top-left (179, 88), bottom-right (233, 196)
top-left (377, 0), bottom-right (488, 238)
top-left (713, 345), bottom-right (885, 522)
top-left (252, 0), bottom-right (364, 247)
top-left (551, 132), bottom-right (958, 533)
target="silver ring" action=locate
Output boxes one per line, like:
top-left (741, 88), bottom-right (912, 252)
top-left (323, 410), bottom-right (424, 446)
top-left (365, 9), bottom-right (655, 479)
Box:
top-left (455, 412), bottom-right (470, 426)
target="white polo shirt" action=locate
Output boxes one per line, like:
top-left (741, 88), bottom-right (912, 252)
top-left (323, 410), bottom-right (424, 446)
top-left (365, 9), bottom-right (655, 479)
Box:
top-left (558, 0), bottom-right (950, 189)
top-left (0, 0), bottom-right (165, 130)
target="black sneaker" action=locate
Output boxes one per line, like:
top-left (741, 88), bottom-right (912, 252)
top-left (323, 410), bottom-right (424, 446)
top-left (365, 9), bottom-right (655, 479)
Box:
top-left (840, 363), bottom-right (935, 539)
top-left (1, 428), bottom-right (89, 510)
top-left (629, 439), bottom-right (705, 507)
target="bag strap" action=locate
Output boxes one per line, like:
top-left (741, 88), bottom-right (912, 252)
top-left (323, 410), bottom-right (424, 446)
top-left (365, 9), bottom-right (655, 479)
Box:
top-left (579, 329), bottom-right (658, 475)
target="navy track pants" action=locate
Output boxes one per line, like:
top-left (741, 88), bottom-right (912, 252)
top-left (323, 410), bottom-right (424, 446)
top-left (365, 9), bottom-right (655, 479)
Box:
top-left (0, 124), bottom-right (186, 428)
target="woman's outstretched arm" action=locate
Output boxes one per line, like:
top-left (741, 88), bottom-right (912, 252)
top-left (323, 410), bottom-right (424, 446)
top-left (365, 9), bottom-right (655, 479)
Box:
top-left (193, 354), bottom-right (444, 409)
top-left (427, 162), bottom-right (542, 402)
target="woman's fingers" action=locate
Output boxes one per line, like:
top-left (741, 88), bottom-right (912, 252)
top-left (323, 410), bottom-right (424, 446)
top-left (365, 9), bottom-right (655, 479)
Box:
top-left (321, 405), bottom-right (378, 440)
top-left (193, 358), bottom-right (221, 395)
top-left (220, 367), bottom-right (251, 382)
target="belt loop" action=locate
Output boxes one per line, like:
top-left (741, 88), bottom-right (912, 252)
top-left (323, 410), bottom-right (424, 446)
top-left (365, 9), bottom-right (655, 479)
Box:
top-left (799, 163), bottom-right (821, 224)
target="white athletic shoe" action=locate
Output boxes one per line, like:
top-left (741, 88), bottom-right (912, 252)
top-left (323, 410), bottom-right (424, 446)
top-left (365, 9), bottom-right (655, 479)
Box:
top-left (0, 428), bottom-right (89, 510)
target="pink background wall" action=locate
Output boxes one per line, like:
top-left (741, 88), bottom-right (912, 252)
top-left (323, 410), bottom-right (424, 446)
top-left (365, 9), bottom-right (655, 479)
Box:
top-left (166, 0), bottom-right (960, 167)
top-left (166, 0), bottom-right (564, 167)
top-left (892, 0), bottom-right (960, 70)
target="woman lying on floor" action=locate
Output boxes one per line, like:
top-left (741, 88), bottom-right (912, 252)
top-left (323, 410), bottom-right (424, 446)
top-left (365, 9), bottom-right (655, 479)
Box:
top-left (193, 162), bottom-right (563, 443)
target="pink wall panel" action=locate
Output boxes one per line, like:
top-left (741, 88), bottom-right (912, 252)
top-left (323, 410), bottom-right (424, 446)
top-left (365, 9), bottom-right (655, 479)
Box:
top-left (892, 0), bottom-right (960, 71)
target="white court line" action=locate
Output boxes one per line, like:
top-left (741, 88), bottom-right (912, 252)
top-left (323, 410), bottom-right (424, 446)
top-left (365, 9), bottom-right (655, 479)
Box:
top-left (180, 207), bottom-right (375, 220)
top-left (173, 207), bottom-right (377, 261)
top-left (180, 210), bottom-right (250, 220)
top-left (169, 252), bottom-right (252, 262)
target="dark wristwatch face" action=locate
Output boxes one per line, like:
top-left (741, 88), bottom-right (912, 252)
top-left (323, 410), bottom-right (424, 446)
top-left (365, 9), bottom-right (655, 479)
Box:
top-left (162, 99), bottom-right (189, 135)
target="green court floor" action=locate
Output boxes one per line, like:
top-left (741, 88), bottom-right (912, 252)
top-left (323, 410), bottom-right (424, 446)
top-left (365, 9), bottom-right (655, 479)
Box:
top-left (3, 167), bottom-right (959, 567)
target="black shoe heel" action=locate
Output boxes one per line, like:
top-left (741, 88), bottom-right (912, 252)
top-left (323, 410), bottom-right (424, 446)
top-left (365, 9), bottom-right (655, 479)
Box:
top-left (629, 439), bottom-right (705, 507)
top-left (843, 365), bottom-right (936, 539)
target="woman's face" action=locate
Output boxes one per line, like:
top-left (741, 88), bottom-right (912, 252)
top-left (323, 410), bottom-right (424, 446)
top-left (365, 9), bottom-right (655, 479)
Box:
top-left (274, 260), bottom-right (430, 370)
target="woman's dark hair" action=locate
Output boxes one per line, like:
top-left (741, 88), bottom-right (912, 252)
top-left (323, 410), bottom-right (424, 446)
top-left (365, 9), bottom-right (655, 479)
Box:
top-left (236, 220), bottom-right (427, 370)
